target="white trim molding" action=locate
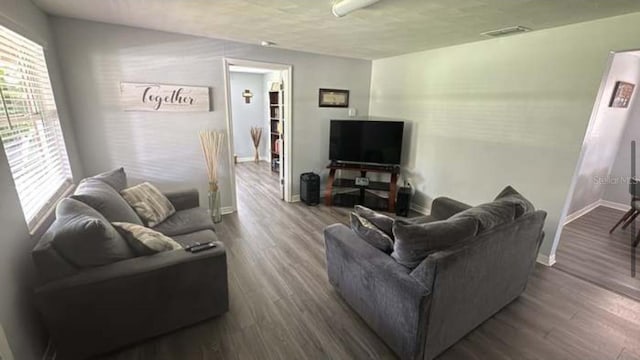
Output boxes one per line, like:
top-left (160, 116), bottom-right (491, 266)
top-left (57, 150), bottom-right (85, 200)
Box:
top-left (221, 206), bottom-right (235, 215)
top-left (564, 199), bottom-right (630, 225)
top-left (536, 253), bottom-right (556, 266)
top-left (599, 199), bottom-right (630, 212)
top-left (291, 194), bottom-right (301, 202)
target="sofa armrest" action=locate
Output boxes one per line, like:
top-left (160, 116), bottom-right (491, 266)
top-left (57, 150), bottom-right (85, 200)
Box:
top-left (164, 188), bottom-right (199, 211)
top-left (324, 224), bottom-right (430, 360)
top-left (430, 197), bottom-right (471, 220)
top-left (35, 243), bottom-right (227, 359)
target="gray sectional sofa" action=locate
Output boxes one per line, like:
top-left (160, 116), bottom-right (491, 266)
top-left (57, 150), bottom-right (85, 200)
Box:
top-left (325, 194), bottom-right (546, 360)
top-left (32, 168), bottom-right (228, 360)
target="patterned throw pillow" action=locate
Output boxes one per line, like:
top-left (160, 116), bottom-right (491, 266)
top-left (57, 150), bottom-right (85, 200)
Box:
top-left (120, 182), bottom-right (176, 227)
top-left (112, 222), bottom-right (182, 256)
top-left (354, 205), bottom-right (395, 238)
top-left (350, 212), bottom-right (394, 253)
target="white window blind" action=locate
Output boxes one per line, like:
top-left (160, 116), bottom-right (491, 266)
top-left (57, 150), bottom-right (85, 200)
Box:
top-left (0, 25), bottom-right (72, 230)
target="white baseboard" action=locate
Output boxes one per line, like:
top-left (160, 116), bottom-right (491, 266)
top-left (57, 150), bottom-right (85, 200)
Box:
top-left (221, 206), bottom-right (235, 215)
top-left (410, 202), bottom-right (430, 215)
top-left (235, 157), bottom-right (268, 163)
top-left (563, 200), bottom-right (601, 225)
top-left (599, 199), bottom-right (630, 212)
top-left (291, 194), bottom-right (300, 202)
top-left (564, 199), bottom-right (630, 225)
top-left (536, 253), bottom-right (556, 266)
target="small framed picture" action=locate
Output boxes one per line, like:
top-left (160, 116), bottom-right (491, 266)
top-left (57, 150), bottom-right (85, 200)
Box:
top-left (319, 88), bottom-right (349, 108)
top-left (609, 81), bottom-right (635, 108)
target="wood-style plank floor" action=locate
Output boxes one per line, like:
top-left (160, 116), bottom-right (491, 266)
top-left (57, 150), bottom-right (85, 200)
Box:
top-left (556, 205), bottom-right (640, 301)
top-left (98, 163), bottom-right (640, 360)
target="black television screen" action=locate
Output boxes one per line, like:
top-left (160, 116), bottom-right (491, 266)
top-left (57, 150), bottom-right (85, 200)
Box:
top-left (329, 120), bottom-right (404, 165)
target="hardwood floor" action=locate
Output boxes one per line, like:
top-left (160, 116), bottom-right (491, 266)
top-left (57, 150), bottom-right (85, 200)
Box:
top-left (98, 163), bottom-right (640, 360)
top-left (556, 205), bottom-right (640, 301)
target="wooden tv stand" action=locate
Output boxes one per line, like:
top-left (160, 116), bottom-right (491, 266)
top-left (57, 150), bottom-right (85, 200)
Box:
top-left (325, 162), bottom-right (400, 212)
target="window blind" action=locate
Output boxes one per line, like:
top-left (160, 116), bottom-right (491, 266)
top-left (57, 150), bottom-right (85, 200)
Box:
top-left (0, 25), bottom-right (72, 230)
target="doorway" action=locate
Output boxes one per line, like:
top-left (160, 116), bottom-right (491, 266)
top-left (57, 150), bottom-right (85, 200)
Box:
top-left (223, 58), bottom-right (293, 211)
top-left (551, 49), bottom-right (640, 300)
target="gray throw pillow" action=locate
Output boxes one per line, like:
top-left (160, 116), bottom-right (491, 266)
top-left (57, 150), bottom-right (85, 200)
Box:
top-left (451, 200), bottom-right (516, 233)
top-left (49, 198), bottom-right (135, 268)
top-left (494, 185), bottom-right (535, 218)
top-left (350, 212), bottom-right (394, 253)
top-left (120, 182), bottom-right (176, 227)
top-left (112, 222), bottom-right (182, 256)
top-left (354, 205), bottom-right (394, 238)
top-left (90, 167), bottom-right (128, 192)
top-left (71, 179), bottom-right (143, 225)
top-left (391, 217), bottom-right (478, 268)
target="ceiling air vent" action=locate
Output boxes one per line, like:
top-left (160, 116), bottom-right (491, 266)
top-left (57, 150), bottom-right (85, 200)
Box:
top-left (481, 26), bottom-right (531, 37)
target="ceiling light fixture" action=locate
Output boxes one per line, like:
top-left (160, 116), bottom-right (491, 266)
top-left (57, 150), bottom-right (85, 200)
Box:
top-left (481, 26), bottom-right (531, 38)
top-left (332, 0), bottom-right (382, 17)
top-left (261, 40), bottom-right (276, 47)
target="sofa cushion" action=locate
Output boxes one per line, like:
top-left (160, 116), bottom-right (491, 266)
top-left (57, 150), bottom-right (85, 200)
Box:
top-left (171, 229), bottom-right (219, 248)
top-left (90, 167), bottom-right (127, 192)
top-left (152, 207), bottom-right (215, 236)
top-left (112, 222), bottom-right (182, 256)
top-left (354, 205), bottom-right (394, 238)
top-left (48, 198), bottom-right (135, 268)
top-left (391, 217), bottom-right (478, 268)
top-left (450, 200), bottom-right (516, 233)
top-left (409, 215), bottom-right (438, 225)
top-left (350, 212), bottom-right (394, 253)
top-left (121, 182), bottom-right (176, 227)
top-left (71, 179), bottom-right (143, 225)
top-left (494, 185), bottom-right (535, 218)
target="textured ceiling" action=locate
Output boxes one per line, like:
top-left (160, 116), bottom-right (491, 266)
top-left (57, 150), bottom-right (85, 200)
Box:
top-left (34, 0), bottom-right (640, 59)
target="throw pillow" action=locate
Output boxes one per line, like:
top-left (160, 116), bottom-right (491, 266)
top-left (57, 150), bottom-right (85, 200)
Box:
top-left (90, 167), bottom-right (128, 192)
top-left (71, 179), bottom-right (143, 225)
top-left (112, 222), bottom-right (182, 256)
top-left (391, 217), bottom-right (478, 268)
top-left (350, 212), bottom-right (394, 253)
top-left (354, 205), bottom-right (395, 238)
top-left (48, 198), bottom-right (135, 268)
top-left (450, 200), bottom-right (516, 233)
top-left (120, 182), bottom-right (176, 227)
top-left (494, 185), bottom-right (535, 218)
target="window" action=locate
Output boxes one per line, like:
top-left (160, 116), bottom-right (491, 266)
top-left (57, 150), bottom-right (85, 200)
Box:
top-left (0, 25), bottom-right (72, 230)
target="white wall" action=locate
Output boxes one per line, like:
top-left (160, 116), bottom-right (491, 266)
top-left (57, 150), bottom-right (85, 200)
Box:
top-left (51, 17), bottom-right (371, 209)
top-left (0, 1), bottom-right (82, 359)
top-left (368, 12), bottom-right (640, 258)
top-left (567, 53), bottom-right (640, 214)
top-left (230, 72), bottom-right (267, 160)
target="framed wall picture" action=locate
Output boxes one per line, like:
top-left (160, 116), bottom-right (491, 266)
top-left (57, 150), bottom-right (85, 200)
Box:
top-left (319, 88), bottom-right (349, 108)
top-left (609, 81), bottom-right (635, 108)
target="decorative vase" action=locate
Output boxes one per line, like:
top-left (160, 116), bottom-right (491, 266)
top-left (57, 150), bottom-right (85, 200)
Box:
top-left (208, 182), bottom-right (222, 223)
top-left (254, 146), bottom-right (260, 163)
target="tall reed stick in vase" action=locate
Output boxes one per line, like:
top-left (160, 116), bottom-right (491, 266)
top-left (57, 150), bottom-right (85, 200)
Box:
top-left (199, 130), bottom-right (225, 191)
top-left (250, 127), bottom-right (263, 163)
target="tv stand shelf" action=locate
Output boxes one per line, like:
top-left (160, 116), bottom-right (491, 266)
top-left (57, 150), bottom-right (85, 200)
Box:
top-left (325, 162), bottom-right (399, 211)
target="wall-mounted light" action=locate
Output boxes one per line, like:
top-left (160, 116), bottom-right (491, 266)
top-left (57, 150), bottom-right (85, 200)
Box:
top-left (332, 0), bottom-right (382, 17)
top-left (242, 89), bottom-right (253, 104)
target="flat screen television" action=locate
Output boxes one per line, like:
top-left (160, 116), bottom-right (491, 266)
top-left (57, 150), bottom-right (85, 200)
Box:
top-left (329, 120), bottom-right (404, 165)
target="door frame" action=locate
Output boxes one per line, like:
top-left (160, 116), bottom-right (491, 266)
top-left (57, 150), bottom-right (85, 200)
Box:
top-left (222, 57), bottom-right (293, 211)
top-left (549, 49), bottom-right (637, 264)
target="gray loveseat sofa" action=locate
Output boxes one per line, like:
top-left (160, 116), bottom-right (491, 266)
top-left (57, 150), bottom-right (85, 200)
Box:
top-left (325, 196), bottom-right (546, 360)
top-left (32, 168), bottom-right (228, 359)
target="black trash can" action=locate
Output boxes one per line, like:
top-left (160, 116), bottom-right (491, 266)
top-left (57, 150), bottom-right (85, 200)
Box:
top-left (300, 172), bottom-right (320, 205)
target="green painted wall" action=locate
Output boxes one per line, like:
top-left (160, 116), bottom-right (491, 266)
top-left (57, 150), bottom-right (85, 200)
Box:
top-left (369, 12), bottom-right (640, 259)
